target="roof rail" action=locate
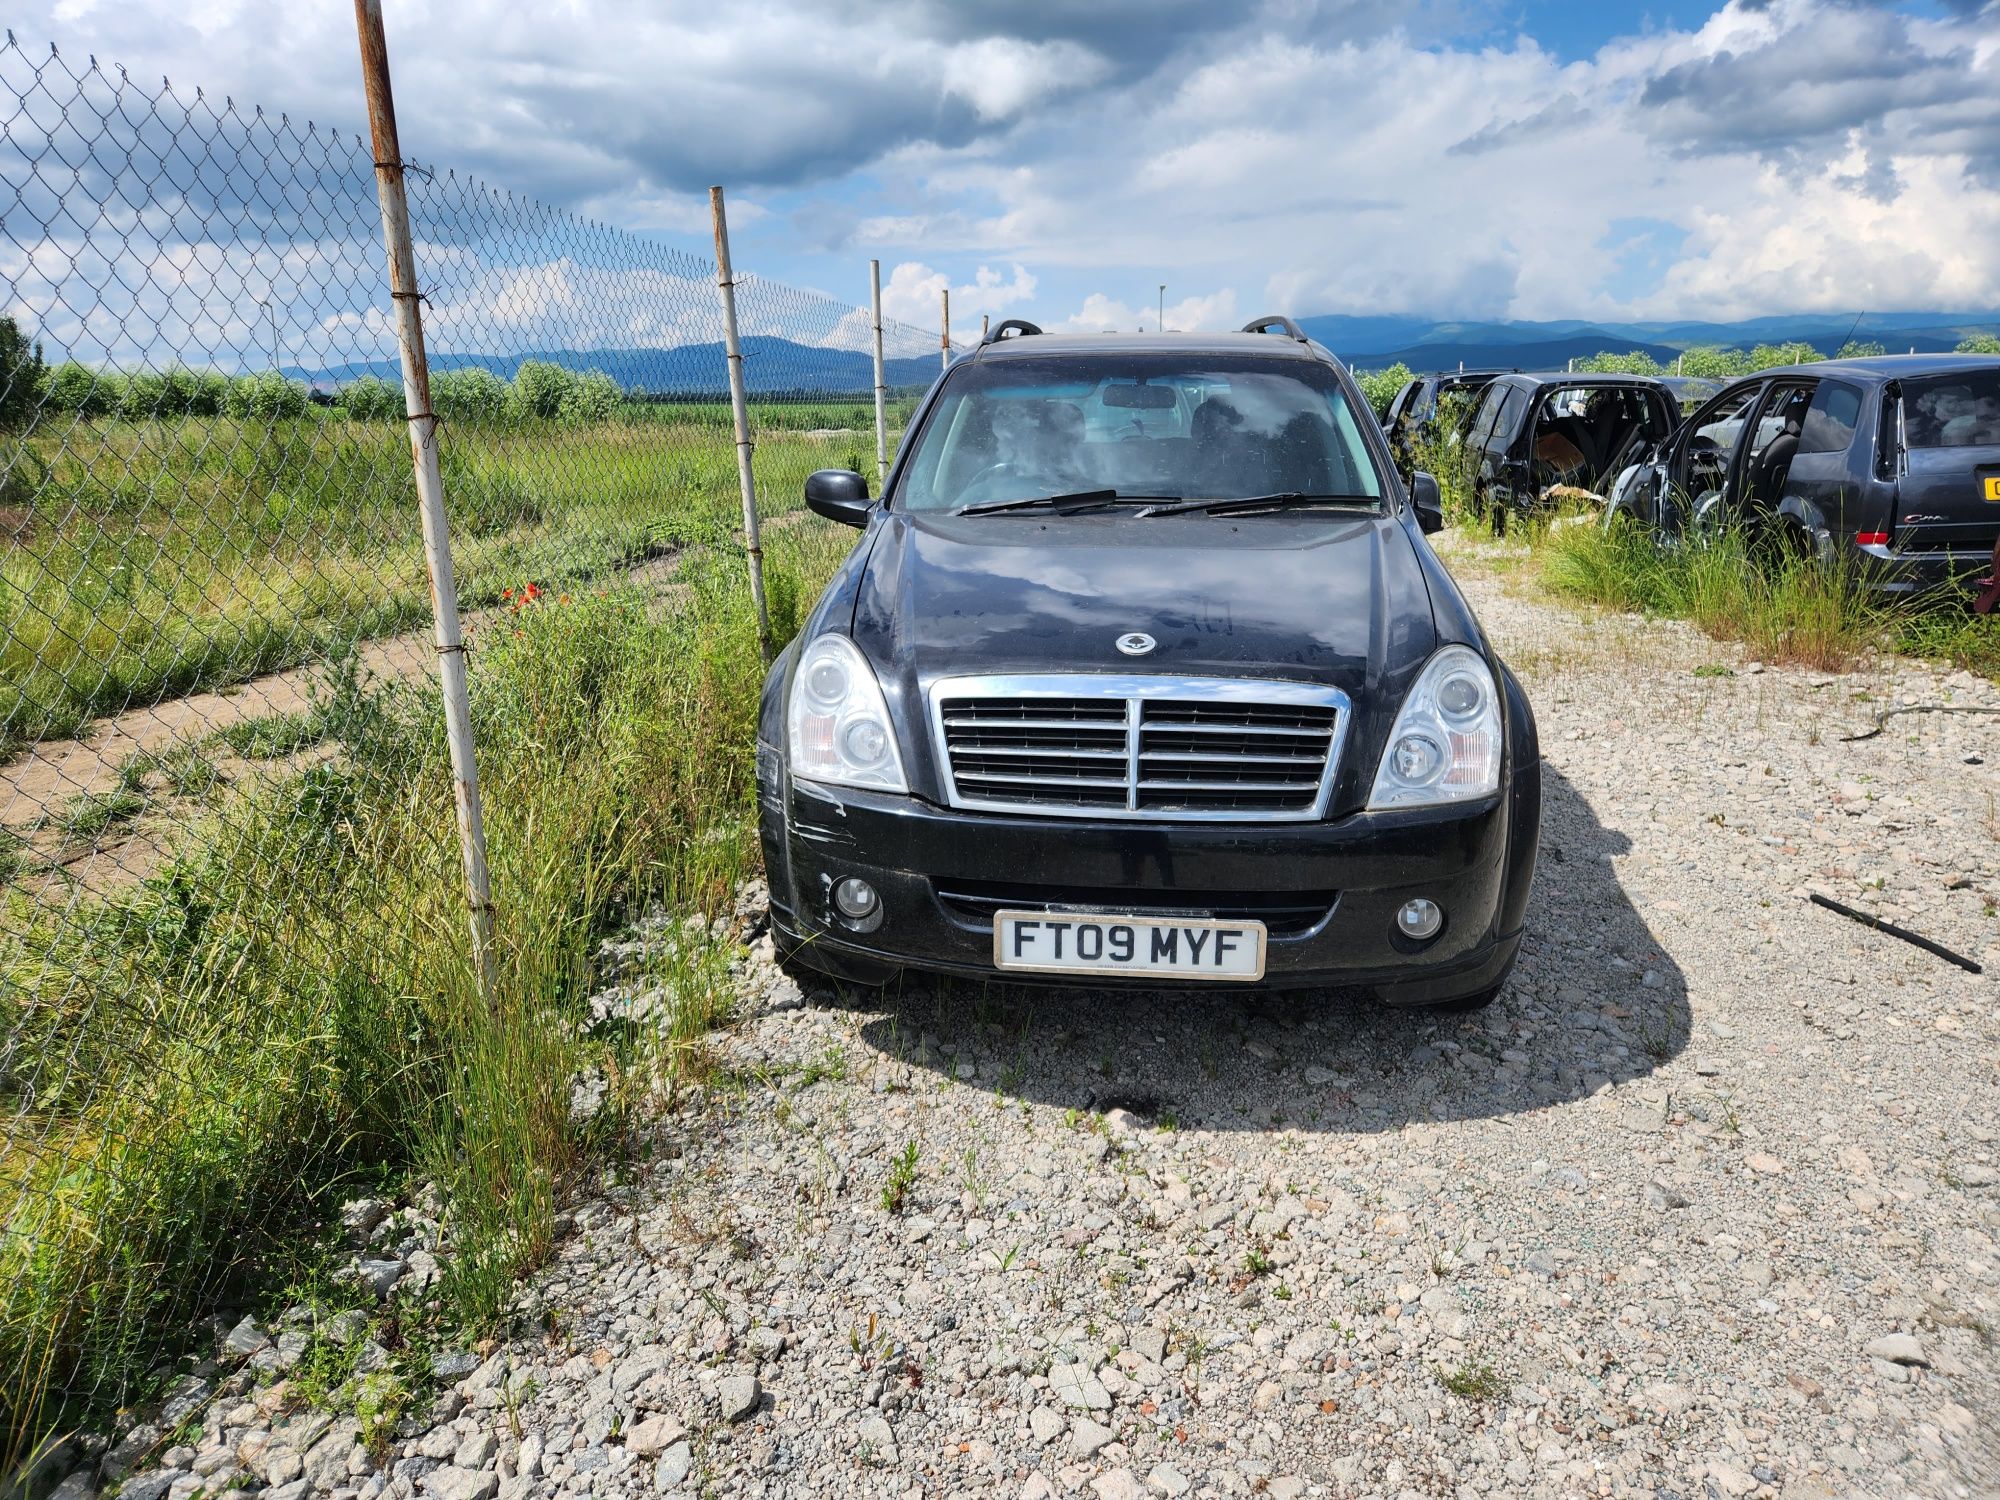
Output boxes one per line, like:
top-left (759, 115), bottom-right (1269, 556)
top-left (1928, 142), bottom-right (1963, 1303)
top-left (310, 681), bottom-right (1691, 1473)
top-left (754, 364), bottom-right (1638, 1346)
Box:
top-left (1241, 314), bottom-right (1308, 342)
top-left (982, 318), bottom-right (1043, 345)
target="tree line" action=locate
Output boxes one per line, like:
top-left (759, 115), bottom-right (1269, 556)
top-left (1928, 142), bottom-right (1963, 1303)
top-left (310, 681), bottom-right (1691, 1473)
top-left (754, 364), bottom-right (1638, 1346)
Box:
top-left (0, 316), bottom-right (633, 428)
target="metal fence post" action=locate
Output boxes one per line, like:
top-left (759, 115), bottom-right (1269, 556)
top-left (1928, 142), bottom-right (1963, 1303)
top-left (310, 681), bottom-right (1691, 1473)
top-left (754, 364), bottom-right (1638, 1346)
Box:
top-left (709, 185), bottom-right (773, 662)
top-left (352, 0), bottom-right (496, 997)
top-left (870, 259), bottom-right (888, 489)
top-left (941, 287), bottom-right (950, 371)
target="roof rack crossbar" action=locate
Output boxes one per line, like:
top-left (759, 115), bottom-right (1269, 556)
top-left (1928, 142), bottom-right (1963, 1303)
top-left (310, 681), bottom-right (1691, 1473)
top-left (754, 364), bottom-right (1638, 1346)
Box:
top-left (982, 318), bottom-right (1043, 345)
top-left (1241, 314), bottom-right (1308, 342)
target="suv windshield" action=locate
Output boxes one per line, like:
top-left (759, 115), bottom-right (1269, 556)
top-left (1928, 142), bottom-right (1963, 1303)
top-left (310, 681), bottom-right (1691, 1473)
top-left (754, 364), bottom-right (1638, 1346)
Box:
top-left (893, 353), bottom-right (1384, 514)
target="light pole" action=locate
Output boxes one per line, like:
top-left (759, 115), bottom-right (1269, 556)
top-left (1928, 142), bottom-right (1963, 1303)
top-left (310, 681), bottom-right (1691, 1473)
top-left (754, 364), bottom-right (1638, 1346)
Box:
top-left (1158, 284), bottom-right (1166, 334)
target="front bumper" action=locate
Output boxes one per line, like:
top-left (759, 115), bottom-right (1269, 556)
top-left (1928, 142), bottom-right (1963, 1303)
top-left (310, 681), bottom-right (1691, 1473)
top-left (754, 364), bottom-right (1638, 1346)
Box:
top-left (758, 746), bottom-right (1538, 1003)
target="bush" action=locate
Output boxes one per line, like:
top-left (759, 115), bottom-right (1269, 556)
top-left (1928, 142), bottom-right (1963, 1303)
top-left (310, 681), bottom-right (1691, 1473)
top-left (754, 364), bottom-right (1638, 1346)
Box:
top-left (1354, 362), bottom-right (1414, 420)
top-left (559, 369), bottom-right (621, 425)
top-left (223, 370), bottom-right (309, 420)
top-left (42, 361), bottom-right (113, 417)
top-left (338, 375), bottom-right (403, 422)
top-left (1573, 350), bottom-right (1663, 375)
top-left (0, 316), bottom-right (46, 429)
top-left (434, 367), bottom-right (509, 423)
top-left (508, 360), bottom-right (573, 422)
top-left (1955, 333), bottom-right (2000, 355)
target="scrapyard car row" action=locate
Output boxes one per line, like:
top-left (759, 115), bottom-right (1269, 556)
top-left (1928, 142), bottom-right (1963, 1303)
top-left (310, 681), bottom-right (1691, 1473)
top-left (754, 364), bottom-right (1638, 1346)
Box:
top-left (1387, 355), bottom-right (2000, 602)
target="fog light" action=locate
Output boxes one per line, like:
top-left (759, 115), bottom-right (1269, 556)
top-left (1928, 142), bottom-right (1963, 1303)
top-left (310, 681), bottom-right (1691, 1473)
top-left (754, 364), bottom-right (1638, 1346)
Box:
top-left (833, 877), bottom-right (879, 920)
top-left (1396, 898), bottom-right (1443, 941)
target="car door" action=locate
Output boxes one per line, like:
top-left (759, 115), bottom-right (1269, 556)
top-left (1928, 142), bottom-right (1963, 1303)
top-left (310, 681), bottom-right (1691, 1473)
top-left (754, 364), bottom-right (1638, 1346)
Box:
top-left (1472, 384), bottom-right (1530, 510)
top-left (1663, 379), bottom-right (1764, 532)
top-left (1892, 368), bottom-right (2000, 568)
top-left (1774, 377), bottom-right (1869, 547)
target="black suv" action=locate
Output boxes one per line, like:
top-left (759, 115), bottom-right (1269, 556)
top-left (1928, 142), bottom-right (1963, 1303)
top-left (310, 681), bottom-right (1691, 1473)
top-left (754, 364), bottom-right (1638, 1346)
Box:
top-left (755, 317), bottom-right (1540, 1008)
top-left (1607, 354), bottom-right (2000, 603)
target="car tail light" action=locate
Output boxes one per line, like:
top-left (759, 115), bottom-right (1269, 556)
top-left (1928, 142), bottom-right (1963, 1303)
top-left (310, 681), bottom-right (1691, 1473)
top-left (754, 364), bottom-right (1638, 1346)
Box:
top-left (1857, 531), bottom-right (1891, 546)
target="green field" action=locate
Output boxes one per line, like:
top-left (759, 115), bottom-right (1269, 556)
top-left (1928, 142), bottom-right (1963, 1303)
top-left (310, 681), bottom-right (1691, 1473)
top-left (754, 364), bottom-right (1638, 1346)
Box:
top-left (0, 503), bottom-right (856, 1465)
top-left (0, 407), bottom-right (884, 749)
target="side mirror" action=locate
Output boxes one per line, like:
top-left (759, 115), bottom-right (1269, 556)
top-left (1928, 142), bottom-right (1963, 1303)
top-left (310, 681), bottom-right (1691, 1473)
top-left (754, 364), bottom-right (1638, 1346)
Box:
top-left (1410, 472), bottom-right (1445, 534)
top-left (805, 469), bottom-right (871, 528)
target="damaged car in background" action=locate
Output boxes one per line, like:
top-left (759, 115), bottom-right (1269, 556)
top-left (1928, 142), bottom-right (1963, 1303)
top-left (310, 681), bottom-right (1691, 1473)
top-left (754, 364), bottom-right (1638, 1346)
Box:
top-left (1381, 367), bottom-right (1516, 481)
top-left (1603, 353), bottom-right (2000, 608)
top-left (1460, 372), bottom-right (1682, 528)
top-left (758, 317), bottom-right (1541, 1009)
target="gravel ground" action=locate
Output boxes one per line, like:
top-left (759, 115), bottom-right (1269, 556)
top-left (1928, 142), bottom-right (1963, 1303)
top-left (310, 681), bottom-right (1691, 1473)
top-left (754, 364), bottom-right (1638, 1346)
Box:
top-left (124, 570), bottom-right (2000, 1500)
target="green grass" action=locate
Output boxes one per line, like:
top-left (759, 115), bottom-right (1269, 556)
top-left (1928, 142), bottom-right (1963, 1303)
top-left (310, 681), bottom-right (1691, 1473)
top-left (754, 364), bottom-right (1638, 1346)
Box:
top-left (1535, 513), bottom-right (1999, 679)
top-left (1438, 1361), bottom-right (1508, 1401)
top-left (0, 516), bottom-right (853, 1466)
top-left (51, 787), bottom-right (148, 841)
top-left (214, 709), bottom-right (335, 760)
top-left (0, 410), bottom-right (878, 751)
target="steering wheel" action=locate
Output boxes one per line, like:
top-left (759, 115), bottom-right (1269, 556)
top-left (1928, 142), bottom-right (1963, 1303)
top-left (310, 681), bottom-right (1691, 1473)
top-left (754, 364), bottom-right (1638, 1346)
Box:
top-left (959, 461), bottom-right (1026, 497)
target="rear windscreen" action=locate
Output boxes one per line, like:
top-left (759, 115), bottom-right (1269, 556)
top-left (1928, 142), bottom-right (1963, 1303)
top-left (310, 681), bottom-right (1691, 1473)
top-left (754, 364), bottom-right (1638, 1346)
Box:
top-left (1905, 370), bottom-right (2000, 448)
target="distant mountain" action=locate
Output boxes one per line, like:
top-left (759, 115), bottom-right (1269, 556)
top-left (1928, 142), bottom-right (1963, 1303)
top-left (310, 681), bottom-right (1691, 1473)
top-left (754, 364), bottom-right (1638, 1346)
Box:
top-left (1301, 310), bottom-right (2000, 371)
top-left (296, 336), bottom-right (945, 394)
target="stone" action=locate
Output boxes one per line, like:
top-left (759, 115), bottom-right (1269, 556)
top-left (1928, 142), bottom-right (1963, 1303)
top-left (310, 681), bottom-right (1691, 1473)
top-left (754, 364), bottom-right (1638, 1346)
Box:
top-left (654, 1441), bottom-right (693, 1490)
top-left (1146, 1463), bottom-right (1193, 1497)
top-left (47, 1475), bottom-right (97, 1500)
top-left (341, 1197), bottom-right (392, 1243)
top-left (856, 1413), bottom-right (898, 1463)
top-left (1071, 1417), bottom-right (1116, 1458)
top-left (454, 1431), bottom-right (498, 1470)
top-left (1029, 1406), bottom-right (1067, 1445)
top-left (113, 1476), bottom-right (178, 1500)
top-left (424, 1467), bottom-right (500, 1500)
top-left (1863, 1332), bottom-right (1929, 1366)
top-left (158, 1375), bottom-right (213, 1426)
top-left (1092, 1471), bottom-right (1144, 1500)
top-left (1745, 1152), bottom-right (1784, 1175)
top-left (1049, 1360), bottom-right (1113, 1411)
top-left (625, 1415), bottom-right (685, 1459)
top-left (432, 1349), bottom-right (480, 1380)
top-left (717, 1373), bottom-right (760, 1423)
top-left (356, 1258), bottom-right (407, 1298)
top-left (222, 1315), bottom-right (270, 1357)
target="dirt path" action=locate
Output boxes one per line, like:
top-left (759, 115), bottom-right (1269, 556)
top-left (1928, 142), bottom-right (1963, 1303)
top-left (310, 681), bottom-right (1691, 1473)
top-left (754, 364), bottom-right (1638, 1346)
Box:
top-left (0, 546), bottom-right (694, 894)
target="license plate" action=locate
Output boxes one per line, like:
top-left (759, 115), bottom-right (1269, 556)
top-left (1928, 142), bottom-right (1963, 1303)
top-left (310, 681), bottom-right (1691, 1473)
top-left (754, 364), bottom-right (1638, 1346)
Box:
top-left (992, 910), bottom-right (1266, 981)
top-left (1984, 476), bottom-right (2000, 502)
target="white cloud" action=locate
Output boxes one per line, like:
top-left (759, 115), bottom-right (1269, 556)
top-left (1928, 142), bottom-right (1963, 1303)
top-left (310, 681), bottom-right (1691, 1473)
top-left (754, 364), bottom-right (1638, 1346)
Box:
top-left (879, 259), bottom-right (1039, 331)
top-left (7, 0), bottom-right (2000, 339)
top-left (1050, 287), bottom-right (1240, 333)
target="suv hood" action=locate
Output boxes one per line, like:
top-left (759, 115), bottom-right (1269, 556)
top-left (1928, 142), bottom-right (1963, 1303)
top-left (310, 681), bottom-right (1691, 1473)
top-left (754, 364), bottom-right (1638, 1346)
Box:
top-left (848, 511), bottom-right (1438, 806)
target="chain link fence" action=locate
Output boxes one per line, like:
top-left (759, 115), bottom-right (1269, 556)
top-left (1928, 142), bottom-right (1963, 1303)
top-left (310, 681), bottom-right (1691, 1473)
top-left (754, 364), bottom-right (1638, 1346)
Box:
top-left (0, 32), bottom-right (948, 1474)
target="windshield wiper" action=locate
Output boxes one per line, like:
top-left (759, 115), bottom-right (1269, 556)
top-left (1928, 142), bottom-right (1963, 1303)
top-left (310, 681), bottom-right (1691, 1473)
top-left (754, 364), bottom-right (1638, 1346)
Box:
top-left (1138, 492), bottom-right (1378, 518)
top-left (956, 489), bottom-right (1174, 517)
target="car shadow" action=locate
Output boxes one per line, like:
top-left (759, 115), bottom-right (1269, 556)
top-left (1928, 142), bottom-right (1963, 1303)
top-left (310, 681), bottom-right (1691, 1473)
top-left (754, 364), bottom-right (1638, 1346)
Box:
top-left (834, 764), bottom-right (1690, 1132)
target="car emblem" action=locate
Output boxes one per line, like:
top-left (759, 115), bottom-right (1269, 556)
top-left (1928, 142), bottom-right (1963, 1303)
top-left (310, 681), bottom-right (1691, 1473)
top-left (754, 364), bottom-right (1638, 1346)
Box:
top-left (1115, 632), bottom-right (1156, 656)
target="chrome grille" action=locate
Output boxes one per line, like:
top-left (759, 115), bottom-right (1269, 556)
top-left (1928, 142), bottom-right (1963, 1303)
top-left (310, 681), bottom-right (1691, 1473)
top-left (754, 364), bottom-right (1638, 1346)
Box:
top-left (930, 675), bottom-right (1349, 821)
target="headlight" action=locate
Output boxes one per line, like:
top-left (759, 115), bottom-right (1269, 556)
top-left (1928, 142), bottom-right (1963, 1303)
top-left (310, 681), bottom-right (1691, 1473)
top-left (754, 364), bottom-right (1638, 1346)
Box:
top-left (787, 634), bottom-right (908, 793)
top-left (1368, 644), bottom-right (1502, 809)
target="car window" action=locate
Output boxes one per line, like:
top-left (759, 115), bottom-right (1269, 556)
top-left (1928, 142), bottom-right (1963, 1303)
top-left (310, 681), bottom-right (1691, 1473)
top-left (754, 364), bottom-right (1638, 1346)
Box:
top-left (1463, 385), bottom-right (1507, 451)
top-left (1904, 369), bottom-right (2000, 448)
top-left (895, 354), bottom-right (1384, 512)
top-left (1484, 387), bottom-right (1528, 451)
top-left (1749, 384), bottom-right (1813, 453)
top-left (1685, 384), bottom-right (1760, 455)
top-left (1796, 380), bottom-right (1862, 455)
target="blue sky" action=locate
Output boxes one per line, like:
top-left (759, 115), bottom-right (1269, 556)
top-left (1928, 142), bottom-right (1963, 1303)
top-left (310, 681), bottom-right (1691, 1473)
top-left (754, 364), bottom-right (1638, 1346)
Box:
top-left (6, 0), bottom-right (1998, 342)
